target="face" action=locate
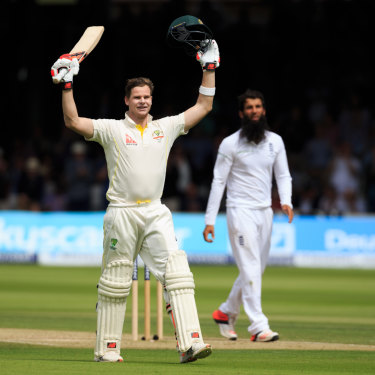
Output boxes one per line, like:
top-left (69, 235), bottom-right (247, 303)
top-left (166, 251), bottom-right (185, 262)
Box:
top-left (125, 85), bottom-right (152, 120)
top-left (239, 98), bottom-right (265, 122)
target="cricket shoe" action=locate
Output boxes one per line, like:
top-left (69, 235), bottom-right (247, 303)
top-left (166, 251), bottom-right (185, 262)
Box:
top-left (212, 309), bottom-right (238, 340)
top-left (94, 352), bottom-right (124, 362)
top-left (179, 343), bottom-right (212, 363)
top-left (250, 329), bottom-right (279, 342)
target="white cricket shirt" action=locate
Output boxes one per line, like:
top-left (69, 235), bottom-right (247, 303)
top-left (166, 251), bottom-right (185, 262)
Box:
top-left (87, 112), bottom-right (186, 206)
top-left (205, 130), bottom-right (292, 225)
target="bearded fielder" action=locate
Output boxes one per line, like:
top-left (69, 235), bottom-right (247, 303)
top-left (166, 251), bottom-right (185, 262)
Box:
top-left (51, 16), bottom-right (219, 363)
top-left (203, 89), bottom-right (293, 342)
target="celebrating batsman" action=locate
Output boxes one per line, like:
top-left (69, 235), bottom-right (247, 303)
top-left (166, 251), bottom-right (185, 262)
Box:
top-left (51, 16), bottom-right (219, 363)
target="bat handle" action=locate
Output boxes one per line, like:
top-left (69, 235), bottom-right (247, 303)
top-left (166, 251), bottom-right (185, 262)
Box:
top-left (52, 67), bottom-right (68, 84)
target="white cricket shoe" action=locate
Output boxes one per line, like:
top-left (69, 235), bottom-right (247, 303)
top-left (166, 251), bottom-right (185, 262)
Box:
top-left (250, 329), bottom-right (279, 342)
top-left (94, 352), bottom-right (124, 362)
top-left (212, 309), bottom-right (238, 340)
top-left (179, 343), bottom-right (212, 363)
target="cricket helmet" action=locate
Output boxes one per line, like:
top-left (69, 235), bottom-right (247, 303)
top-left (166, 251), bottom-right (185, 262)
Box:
top-left (167, 15), bottom-right (213, 55)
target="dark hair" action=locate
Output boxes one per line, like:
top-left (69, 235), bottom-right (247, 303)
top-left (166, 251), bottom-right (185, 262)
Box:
top-left (238, 89), bottom-right (265, 111)
top-left (125, 77), bottom-right (154, 98)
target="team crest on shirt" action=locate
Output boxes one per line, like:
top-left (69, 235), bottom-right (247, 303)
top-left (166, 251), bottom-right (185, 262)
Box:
top-left (125, 134), bottom-right (137, 145)
top-left (110, 238), bottom-right (118, 250)
top-left (152, 130), bottom-right (164, 142)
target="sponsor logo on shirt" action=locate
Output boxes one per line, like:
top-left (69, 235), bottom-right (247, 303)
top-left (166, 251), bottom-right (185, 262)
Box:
top-left (152, 130), bottom-right (164, 142)
top-left (126, 134), bottom-right (137, 145)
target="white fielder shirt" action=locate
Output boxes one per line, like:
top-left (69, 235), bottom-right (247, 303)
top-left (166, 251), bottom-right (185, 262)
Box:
top-left (205, 130), bottom-right (292, 225)
top-left (86, 112), bottom-right (186, 206)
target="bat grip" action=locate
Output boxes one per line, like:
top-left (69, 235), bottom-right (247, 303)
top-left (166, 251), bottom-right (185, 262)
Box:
top-left (52, 67), bottom-right (68, 84)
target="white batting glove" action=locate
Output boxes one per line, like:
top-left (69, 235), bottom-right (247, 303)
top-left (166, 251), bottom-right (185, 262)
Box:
top-left (196, 39), bottom-right (220, 71)
top-left (51, 54), bottom-right (80, 89)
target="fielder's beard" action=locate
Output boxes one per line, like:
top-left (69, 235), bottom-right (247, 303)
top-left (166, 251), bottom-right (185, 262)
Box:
top-left (240, 115), bottom-right (269, 144)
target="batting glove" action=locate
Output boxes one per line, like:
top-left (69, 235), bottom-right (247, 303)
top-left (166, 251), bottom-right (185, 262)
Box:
top-left (51, 54), bottom-right (80, 90)
top-left (196, 39), bottom-right (220, 71)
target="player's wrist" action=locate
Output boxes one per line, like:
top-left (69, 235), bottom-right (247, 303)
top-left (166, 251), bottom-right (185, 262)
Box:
top-left (201, 62), bottom-right (217, 71)
top-left (62, 82), bottom-right (73, 90)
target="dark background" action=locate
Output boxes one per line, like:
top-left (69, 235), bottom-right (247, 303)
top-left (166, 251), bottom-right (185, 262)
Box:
top-left (1, 0), bottom-right (375, 214)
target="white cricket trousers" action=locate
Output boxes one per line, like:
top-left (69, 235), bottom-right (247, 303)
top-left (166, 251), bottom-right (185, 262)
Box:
top-left (219, 206), bottom-right (273, 335)
top-left (102, 201), bottom-right (179, 281)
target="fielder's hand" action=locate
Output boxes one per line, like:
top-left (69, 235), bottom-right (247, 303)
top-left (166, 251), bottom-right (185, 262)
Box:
top-left (282, 204), bottom-right (294, 223)
top-left (51, 54), bottom-right (80, 90)
top-left (203, 225), bottom-right (215, 243)
top-left (196, 39), bottom-right (220, 71)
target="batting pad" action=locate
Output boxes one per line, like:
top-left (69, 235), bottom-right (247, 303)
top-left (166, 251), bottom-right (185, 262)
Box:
top-left (165, 250), bottom-right (203, 352)
top-left (95, 260), bottom-right (133, 358)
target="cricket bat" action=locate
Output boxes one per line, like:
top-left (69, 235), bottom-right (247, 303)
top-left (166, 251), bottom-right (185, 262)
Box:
top-left (52, 26), bottom-right (104, 84)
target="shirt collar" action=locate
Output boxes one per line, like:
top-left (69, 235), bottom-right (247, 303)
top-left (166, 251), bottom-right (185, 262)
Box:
top-left (125, 111), bottom-right (153, 126)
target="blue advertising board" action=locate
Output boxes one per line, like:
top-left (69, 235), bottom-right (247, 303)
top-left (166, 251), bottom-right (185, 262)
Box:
top-left (0, 211), bottom-right (374, 268)
top-left (0, 211), bottom-right (103, 265)
top-left (292, 216), bottom-right (375, 268)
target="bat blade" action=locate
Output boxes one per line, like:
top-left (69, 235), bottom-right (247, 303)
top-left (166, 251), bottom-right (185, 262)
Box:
top-left (70, 26), bottom-right (105, 62)
top-left (52, 26), bottom-right (104, 84)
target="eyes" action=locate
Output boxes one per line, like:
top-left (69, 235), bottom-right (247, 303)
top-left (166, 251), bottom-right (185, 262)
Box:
top-left (245, 105), bottom-right (262, 111)
top-left (133, 96), bottom-right (151, 100)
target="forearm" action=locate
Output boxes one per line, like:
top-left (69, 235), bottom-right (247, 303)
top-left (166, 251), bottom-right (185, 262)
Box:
top-left (205, 178), bottom-right (226, 225)
top-left (184, 38), bottom-right (219, 131)
top-left (197, 70), bottom-right (215, 111)
top-left (61, 89), bottom-right (94, 138)
top-left (201, 70), bottom-right (215, 88)
top-left (274, 150), bottom-right (293, 207)
top-left (205, 151), bottom-right (231, 225)
top-left (184, 71), bottom-right (215, 130)
top-left (62, 89), bottom-right (79, 128)
top-left (275, 175), bottom-right (293, 207)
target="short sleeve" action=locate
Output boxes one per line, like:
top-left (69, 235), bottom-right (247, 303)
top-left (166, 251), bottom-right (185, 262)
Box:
top-left (85, 119), bottom-right (114, 146)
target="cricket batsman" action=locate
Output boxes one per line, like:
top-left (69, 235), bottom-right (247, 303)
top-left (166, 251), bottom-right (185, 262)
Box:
top-left (51, 16), bottom-right (219, 363)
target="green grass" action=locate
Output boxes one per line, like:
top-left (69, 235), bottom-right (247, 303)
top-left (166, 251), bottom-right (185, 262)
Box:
top-left (196, 266), bottom-right (375, 344)
top-left (0, 344), bottom-right (374, 375)
top-left (0, 264), bottom-right (375, 374)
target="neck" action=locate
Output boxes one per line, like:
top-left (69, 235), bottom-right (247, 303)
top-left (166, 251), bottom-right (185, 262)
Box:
top-left (128, 112), bottom-right (148, 128)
